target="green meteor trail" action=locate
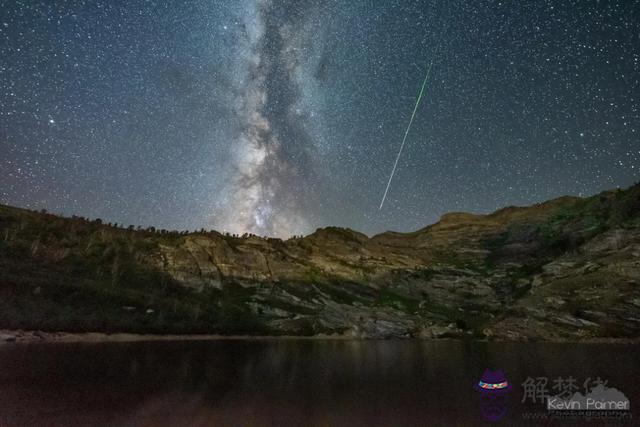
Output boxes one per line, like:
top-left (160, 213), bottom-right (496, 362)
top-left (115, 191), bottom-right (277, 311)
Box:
top-left (379, 58), bottom-right (435, 210)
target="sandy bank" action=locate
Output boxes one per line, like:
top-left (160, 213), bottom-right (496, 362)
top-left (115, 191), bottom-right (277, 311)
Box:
top-left (0, 329), bottom-right (352, 344)
top-left (1, 329), bottom-right (639, 345)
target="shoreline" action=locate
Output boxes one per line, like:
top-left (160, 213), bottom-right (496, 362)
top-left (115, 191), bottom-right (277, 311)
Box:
top-left (0, 329), bottom-right (352, 344)
top-left (1, 329), bottom-right (639, 345)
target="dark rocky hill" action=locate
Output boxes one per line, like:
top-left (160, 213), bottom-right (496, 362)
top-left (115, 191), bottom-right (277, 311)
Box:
top-left (1, 184), bottom-right (639, 340)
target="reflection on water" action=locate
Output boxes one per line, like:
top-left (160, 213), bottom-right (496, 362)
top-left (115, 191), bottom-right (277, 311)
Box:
top-left (0, 340), bottom-right (638, 426)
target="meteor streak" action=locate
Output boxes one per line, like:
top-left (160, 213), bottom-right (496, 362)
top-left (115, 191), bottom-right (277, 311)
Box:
top-left (379, 58), bottom-right (435, 210)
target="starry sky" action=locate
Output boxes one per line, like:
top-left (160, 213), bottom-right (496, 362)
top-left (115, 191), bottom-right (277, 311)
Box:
top-left (1, 1), bottom-right (638, 237)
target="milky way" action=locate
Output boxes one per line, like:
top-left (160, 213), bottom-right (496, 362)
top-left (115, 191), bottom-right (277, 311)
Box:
top-left (1, 1), bottom-right (638, 237)
top-left (216, 0), bottom-right (323, 237)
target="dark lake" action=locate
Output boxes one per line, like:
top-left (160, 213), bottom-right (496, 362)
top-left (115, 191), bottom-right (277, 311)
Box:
top-left (0, 339), bottom-right (638, 426)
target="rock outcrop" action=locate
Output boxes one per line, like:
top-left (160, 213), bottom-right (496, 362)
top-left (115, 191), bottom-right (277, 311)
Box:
top-left (0, 184), bottom-right (638, 340)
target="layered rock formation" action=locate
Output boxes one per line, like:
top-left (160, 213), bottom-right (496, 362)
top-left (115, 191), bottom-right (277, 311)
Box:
top-left (1, 184), bottom-right (638, 340)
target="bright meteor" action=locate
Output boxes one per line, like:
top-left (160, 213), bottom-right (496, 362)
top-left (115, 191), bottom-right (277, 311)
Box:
top-left (379, 58), bottom-right (435, 210)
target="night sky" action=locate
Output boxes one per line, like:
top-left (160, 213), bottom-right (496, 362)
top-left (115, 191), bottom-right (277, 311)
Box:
top-left (1, 1), bottom-right (638, 237)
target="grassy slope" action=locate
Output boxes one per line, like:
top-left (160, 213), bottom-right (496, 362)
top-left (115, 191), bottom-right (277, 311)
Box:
top-left (0, 207), bottom-right (270, 334)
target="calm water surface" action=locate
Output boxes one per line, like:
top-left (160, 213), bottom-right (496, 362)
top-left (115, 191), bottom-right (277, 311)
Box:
top-left (0, 339), bottom-right (638, 426)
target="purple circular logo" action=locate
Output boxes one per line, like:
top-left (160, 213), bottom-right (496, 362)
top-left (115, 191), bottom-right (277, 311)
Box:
top-left (474, 369), bottom-right (512, 421)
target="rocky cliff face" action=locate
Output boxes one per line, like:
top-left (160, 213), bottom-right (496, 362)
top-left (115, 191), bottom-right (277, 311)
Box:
top-left (1, 184), bottom-right (639, 340)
